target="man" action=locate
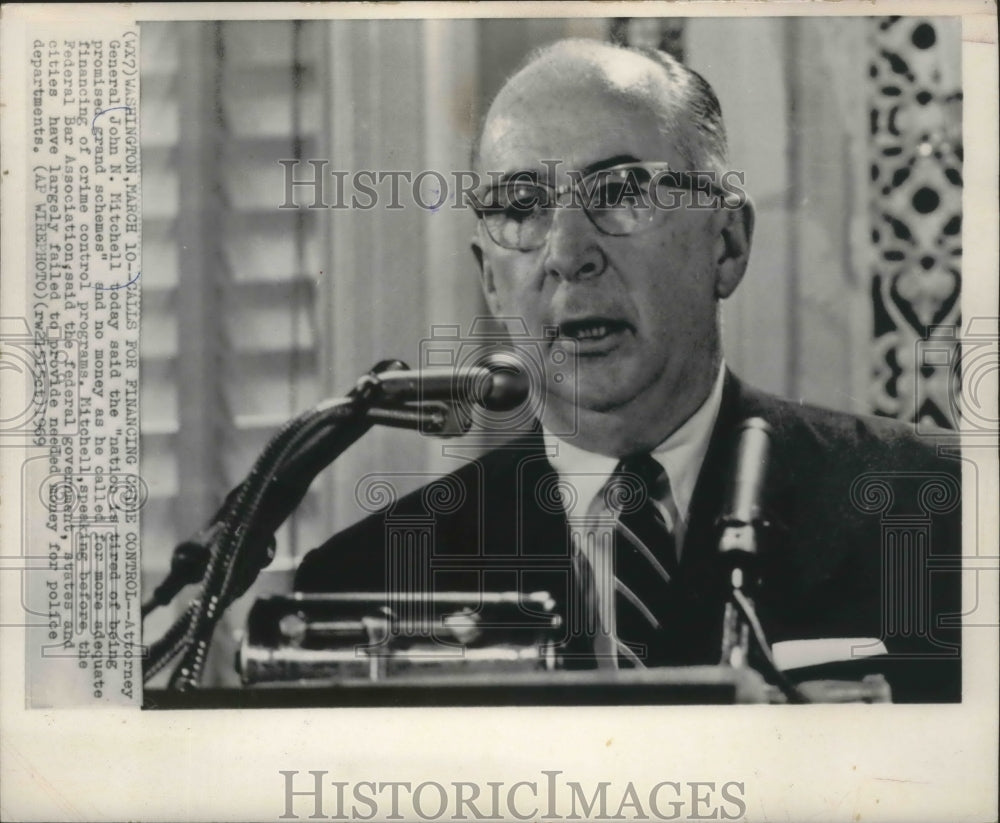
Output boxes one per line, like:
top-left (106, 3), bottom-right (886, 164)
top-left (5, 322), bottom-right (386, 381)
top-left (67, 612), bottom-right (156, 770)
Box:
top-left (296, 39), bottom-right (961, 701)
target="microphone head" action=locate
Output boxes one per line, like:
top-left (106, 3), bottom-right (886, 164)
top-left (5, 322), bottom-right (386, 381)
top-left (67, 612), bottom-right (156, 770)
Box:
top-left (478, 353), bottom-right (531, 411)
top-left (725, 416), bottom-right (774, 530)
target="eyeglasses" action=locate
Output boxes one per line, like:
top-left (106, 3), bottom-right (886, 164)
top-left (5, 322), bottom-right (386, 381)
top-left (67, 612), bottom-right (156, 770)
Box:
top-left (470, 162), bottom-right (731, 251)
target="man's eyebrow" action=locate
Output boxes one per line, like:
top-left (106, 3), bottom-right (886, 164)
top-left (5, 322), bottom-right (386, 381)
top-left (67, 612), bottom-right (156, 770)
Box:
top-left (481, 169), bottom-right (542, 188)
top-left (578, 155), bottom-right (642, 177)
top-left (488, 155), bottom-right (642, 186)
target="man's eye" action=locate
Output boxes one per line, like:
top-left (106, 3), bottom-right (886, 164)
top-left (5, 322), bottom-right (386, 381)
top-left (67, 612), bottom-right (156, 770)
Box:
top-left (596, 174), bottom-right (650, 208)
top-left (504, 185), bottom-right (544, 209)
top-left (496, 185), bottom-right (547, 219)
top-left (598, 181), bottom-right (629, 206)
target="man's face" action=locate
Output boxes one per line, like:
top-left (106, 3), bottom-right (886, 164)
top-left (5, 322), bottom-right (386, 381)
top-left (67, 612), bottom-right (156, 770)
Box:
top-left (473, 62), bottom-right (742, 433)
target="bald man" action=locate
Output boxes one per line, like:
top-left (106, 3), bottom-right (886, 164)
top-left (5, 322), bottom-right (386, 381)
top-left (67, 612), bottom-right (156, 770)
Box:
top-left (296, 40), bottom-right (961, 702)
top-left (469, 40), bottom-right (751, 458)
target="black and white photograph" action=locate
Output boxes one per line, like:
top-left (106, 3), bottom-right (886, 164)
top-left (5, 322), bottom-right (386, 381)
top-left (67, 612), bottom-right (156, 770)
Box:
top-left (137, 14), bottom-right (968, 706)
top-left (0, 3), bottom-right (997, 822)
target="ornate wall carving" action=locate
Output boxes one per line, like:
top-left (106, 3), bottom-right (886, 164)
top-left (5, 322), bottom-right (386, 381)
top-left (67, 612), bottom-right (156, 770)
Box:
top-left (868, 17), bottom-right (962, 427)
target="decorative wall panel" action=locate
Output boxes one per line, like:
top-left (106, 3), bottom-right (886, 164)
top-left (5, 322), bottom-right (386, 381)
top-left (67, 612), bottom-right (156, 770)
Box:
top-left (868, 17), bottom-right (962, 427)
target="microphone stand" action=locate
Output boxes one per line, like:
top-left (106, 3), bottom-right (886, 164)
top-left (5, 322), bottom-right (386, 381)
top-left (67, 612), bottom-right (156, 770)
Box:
top-left (718, 515), bottom-right (811, 704)
top-left (143, 361), bottom-right (471, 690)
top-left (718, 521), bottom-right (757, 670)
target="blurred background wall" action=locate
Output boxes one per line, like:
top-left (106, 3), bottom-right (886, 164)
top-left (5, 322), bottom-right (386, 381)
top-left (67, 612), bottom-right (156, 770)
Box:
top-left (139, 16), bottom-right (962, 684)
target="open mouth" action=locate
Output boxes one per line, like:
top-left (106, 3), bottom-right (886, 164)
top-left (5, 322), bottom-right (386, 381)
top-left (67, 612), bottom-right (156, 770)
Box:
top-left (557, 317), bottom-right (632, 343)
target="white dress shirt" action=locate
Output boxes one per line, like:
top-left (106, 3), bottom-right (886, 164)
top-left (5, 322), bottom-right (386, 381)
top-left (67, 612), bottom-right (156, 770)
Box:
top-left (542, 363), bottom-right (727, 666)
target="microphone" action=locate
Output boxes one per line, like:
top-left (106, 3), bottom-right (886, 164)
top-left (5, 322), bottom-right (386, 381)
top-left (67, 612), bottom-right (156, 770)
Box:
top-left (716, 417), bottom-right (807, 702)
top-left (719, 417), bottom-right (773, 555)
top-left (372, 356), bottom-right (530, 411)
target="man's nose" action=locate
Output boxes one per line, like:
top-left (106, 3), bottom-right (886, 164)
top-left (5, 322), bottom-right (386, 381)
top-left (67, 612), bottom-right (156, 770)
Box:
top-left (541, 203), bottom-right (608, 283)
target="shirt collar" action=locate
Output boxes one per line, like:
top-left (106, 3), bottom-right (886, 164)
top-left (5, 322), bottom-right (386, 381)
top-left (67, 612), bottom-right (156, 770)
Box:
top-left (543, 362), bottom-right (727, 521)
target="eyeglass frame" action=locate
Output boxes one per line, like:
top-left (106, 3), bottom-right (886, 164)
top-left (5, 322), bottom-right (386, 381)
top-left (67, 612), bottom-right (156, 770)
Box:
top-left (469, 161), bottom-right (741, 251)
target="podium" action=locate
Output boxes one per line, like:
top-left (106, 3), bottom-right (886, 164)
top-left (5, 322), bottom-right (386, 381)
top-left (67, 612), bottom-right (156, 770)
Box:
top-left (143, 593), bottom-right (899, 708)
top-left (144, 666), bottom-right (772, 708)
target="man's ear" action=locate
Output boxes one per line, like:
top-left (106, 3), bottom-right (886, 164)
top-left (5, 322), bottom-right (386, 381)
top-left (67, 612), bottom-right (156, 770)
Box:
top-left (471, 234), bottom-right (502, 315)
top-left (713, 196), bottom-right (755, 300)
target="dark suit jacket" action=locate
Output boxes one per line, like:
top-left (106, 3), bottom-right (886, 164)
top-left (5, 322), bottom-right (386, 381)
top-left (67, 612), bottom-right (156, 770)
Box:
top-left (295, 373), bottom-right (962, 701)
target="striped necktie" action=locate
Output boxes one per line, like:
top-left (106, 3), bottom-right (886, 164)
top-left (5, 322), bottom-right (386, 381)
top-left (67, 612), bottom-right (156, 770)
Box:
top-left (609, 454), bottom-right (678, 667)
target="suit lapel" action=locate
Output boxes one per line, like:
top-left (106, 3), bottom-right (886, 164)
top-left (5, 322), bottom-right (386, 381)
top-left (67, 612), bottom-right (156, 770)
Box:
top-left (480, 435), bottom-right (575, 605)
